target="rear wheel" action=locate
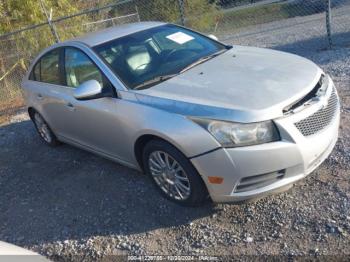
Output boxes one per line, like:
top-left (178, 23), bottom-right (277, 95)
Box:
top-left (142, 139), bottom-right (208, 206)
top-left (32, 111), bottom-right (60, 146)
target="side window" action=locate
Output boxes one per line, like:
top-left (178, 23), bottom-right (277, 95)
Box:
top-left (29, 49), bottom-right (61, 84)
top-left (65, 47), bottom-right (106, 88)
top-left (40, 49), bottom-right (61, 85)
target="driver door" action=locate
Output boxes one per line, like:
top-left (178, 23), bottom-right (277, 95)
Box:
top-left (60, 47), bottom-right (125, 160)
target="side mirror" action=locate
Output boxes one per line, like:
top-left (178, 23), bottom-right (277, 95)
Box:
top-left (73, 80), bottom-right (104, 101)
top-left (208, 34), bottom-right (219, 41)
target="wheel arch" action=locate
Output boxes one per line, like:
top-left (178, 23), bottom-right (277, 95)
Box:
top-left (134, 132), bottom-right (211, 205)
top-left (134, 133), bottom-right (181, 171)
top-left (28, 107), bottom-right (36, 120)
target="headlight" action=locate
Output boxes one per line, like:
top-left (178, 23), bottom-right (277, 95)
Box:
top-left (191, 118), bottom-right (280, 147)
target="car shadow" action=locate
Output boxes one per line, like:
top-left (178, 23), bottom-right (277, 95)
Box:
top-left (0, 120), bottom-right (216, 246)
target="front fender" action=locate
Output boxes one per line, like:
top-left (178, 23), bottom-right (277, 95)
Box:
top-left (130, 106), bottom-right (221, 159)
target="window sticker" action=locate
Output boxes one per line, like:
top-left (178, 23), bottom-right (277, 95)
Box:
top-left (166, 32), bottom-right (194, 44)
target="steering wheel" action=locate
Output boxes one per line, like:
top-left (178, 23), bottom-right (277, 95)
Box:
top-left (134, 63), bottom-right (151, 72)
top-left (165, 49), bottom-right (194, 62)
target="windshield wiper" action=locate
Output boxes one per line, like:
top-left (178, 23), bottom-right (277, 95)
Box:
top-left (180, 49), bottom-right (228, 74)
top-left (133, 73), bottom-right (178, 90)
top-left (133, 49), bottom-right (229, 90)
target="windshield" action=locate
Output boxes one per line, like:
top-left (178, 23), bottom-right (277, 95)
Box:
top-left (93, 24), bottom-right (228, 90)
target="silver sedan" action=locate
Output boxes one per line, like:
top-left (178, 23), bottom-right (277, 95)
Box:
top-left (22, 22), bottom-right (340, 206)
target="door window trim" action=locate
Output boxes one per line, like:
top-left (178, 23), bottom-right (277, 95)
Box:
top-left (28, 45), bottom-right (117, 97)
top-left (63, 46), bottom-right (116, 97)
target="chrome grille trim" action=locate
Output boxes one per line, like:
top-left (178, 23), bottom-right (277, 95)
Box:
top-left (295, 89), bottom-right (339, 137)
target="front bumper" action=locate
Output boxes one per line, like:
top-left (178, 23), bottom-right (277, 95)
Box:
top-left (191, 81), bottom-right (340, 203)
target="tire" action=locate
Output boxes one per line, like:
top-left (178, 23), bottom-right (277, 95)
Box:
top-left (32, 111), bottom-right (60, 147)
top-left (142, 139), bottom-right (209, 206)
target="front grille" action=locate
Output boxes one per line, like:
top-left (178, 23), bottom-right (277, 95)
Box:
top-left (234, 170), bottom-right (285, 193)
top-left (295, 89), bottom-right (338, 136)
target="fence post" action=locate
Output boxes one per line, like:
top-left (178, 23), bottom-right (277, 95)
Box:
top-left (178, 0), bottom-right (185, 26)
top-left (39, 0), bottom-right (60, 43)
top-left (135, 5), bottom-right (141, 22)
top-left (325, 0), bottom-right (332, 49)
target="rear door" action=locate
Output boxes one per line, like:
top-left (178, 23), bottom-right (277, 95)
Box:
top-left (27, 48), bottom-right (74, 138)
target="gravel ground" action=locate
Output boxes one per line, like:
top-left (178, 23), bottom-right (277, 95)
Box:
top-left (221, 1), bottom-right (350, 49)
top-left (1, 10), bottom-right (350, 261)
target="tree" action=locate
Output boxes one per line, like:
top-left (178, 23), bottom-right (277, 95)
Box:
top-left (128, 0), bottom-right (218, 31)
top-left (183, 0), bottom-right (220, 31)
top-left (0, 0), bottom-right (79, 55)
top-left (0, 0), bottom-right (77, 34)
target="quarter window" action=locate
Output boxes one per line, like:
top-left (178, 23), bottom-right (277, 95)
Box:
top-left (32, 62), bottom-right (41, 81)
top-left (65, 48), bottom-right (104, 88)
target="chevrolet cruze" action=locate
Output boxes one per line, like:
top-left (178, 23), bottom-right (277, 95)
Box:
top-left (22, 22), bottom-right (340, 206)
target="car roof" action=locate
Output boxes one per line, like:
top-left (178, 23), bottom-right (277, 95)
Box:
top-left (67, 21), bottom-right (166, 47)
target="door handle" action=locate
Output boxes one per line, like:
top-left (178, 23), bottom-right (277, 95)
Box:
top-left (66, 102), bottom-right (76, 111)
top-left (37, 94), bottom-right (43, 100)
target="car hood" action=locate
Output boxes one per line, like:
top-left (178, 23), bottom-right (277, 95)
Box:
top-left (135, 46), bottom-right (322, 123)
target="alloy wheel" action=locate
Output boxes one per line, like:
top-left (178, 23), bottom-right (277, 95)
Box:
top-left (148, 151), bottom-right (191, 201)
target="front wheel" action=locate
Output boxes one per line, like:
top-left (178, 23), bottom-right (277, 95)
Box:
top-left (142, 139), bottom-right (209, 206)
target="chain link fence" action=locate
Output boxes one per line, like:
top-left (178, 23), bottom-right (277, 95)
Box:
top-left (0, 0), bottom-right (349, 124)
